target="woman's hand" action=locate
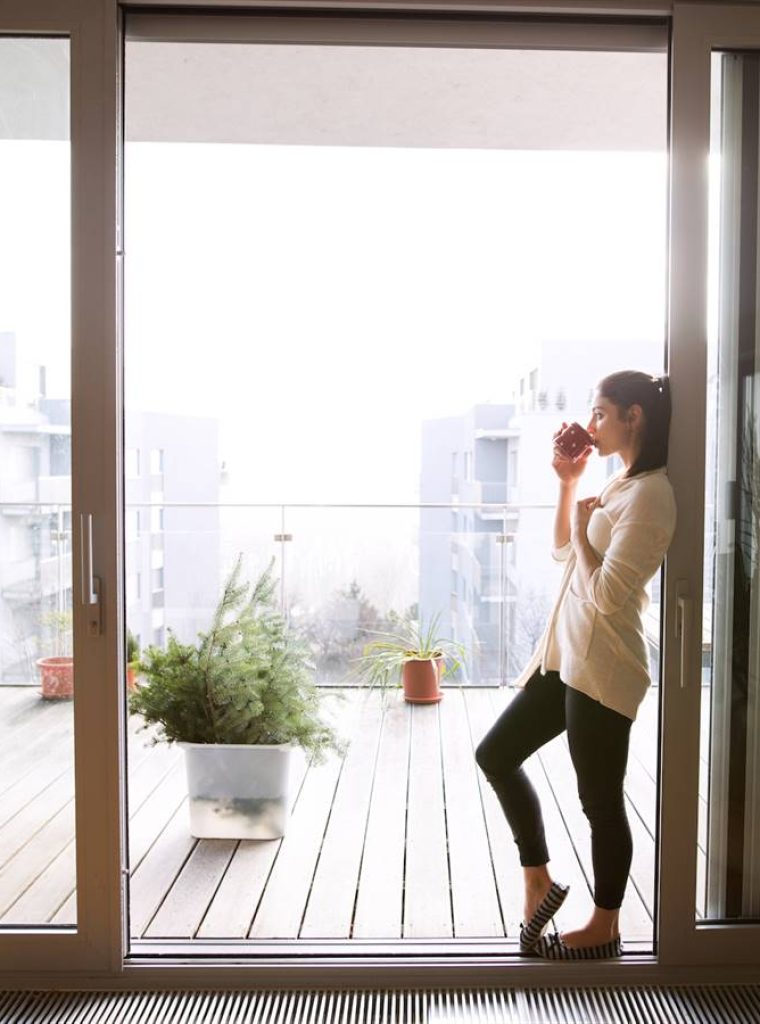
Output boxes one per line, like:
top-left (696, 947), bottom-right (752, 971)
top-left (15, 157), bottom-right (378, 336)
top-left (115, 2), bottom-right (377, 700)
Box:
top-left (571, 496), bottom-right (599, 546)
top-left (551, 424), bottom-right (593, 484)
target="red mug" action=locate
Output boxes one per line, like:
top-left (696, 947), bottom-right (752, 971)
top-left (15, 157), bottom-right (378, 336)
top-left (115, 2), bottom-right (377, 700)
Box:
top-left (554, 421), bottom-right (593, 461)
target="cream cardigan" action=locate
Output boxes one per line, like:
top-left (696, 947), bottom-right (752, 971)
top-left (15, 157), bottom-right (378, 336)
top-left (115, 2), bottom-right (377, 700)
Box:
top-left (514, 467), bottom-right (677, 721)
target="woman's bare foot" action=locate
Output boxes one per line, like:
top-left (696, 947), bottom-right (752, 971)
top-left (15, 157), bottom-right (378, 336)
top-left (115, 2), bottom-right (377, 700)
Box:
top-left (560, 907), bottom-right (619, 949)
top-left (523, 864), bottom-right (553, 924)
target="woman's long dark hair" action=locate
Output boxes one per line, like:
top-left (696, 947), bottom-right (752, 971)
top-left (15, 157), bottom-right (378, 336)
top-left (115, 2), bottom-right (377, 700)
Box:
top-left (597, 370), bottom-right (671, 477)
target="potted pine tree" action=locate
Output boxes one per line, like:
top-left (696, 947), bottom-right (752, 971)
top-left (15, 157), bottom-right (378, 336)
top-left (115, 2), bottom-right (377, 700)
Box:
top-left (355, 614), bottom-right (467, 704)
top-left (129, 556), bottom-right (341, 839)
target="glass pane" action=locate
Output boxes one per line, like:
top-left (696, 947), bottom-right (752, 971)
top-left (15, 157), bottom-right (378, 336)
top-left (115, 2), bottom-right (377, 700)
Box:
top-left (124, 28), bottom-right (666, 947)
top-left (0, 37), bottom-right (74, 928)
top-left (701, 51), bottom-right (760, 923)
top-left (283, 506), bottom-right (421, 686)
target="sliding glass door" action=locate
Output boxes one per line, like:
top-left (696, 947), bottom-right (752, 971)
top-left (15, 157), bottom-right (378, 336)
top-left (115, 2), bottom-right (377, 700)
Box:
top-left (0, 0), bottom-right (120, 974)
top-left (658, 5), bottom-right (760, 967)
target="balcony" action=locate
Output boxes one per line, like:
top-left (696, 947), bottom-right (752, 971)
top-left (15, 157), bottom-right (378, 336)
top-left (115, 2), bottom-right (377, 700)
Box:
top-left (0, 682), bottom-right (679, 950)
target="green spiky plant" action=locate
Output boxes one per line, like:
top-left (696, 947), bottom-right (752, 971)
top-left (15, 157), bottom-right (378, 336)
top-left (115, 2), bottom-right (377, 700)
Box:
top-left (128, 556), bottom-right (341, 760)
top-left (353, 613), bottom-right (466, 692)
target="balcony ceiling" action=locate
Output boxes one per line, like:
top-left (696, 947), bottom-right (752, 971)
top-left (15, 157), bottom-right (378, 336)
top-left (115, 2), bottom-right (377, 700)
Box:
top-left (1, 36), bottom-right (666, 150)
top-left (124, 44), bottom-right (667, 150)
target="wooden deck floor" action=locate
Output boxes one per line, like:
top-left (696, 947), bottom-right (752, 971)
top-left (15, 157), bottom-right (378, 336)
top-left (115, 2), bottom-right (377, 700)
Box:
top-left (0, 684), bottom-right (680, 946)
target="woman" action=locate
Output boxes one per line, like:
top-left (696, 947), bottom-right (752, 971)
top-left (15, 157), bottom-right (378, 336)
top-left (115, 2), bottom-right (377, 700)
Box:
top-left (475, 370), bottom-right (676, 960)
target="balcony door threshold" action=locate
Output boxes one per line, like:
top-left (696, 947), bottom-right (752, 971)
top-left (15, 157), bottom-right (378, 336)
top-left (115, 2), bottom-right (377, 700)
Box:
top-left (127, 937), bottom-right (655, 961)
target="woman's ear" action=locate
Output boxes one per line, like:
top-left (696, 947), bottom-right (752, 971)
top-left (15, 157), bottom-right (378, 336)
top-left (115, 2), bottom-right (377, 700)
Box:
top-left (628, 403), bottom-right (644, 431)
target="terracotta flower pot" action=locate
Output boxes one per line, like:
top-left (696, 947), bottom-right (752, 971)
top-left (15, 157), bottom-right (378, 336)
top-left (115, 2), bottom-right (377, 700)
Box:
top-left (127, 665), bottom-right (137, 692)
top-left (37, 656), bottom-right (74, 700)
top-left (402, 657), bottom-right (443, 704)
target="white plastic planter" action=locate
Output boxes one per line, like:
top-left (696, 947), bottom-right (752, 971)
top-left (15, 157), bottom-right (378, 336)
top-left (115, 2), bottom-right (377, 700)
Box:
top-left (179, 742), bottom-right (292, 839)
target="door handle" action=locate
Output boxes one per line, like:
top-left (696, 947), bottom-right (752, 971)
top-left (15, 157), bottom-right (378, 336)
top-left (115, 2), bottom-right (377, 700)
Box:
top-left (80, 513), bottom-right (102, 636)
top-left (675, 584), bottom-right (692, 689)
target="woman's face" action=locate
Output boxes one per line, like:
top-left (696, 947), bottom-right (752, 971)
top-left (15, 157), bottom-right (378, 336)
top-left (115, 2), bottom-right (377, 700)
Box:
top-left (586, 392), bottom-right (632, 458)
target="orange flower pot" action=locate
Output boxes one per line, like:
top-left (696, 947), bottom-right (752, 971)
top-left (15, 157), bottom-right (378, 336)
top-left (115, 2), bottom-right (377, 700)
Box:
top-left (37, 656), bottom-right (74, 700)
top-left (402, 657), bottom-right (443, 704)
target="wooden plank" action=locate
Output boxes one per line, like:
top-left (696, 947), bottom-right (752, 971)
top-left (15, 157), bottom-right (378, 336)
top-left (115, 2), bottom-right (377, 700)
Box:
top-left (0, 686), bottom-right (40, 723)
top-left (7, 741), bottom-right (185, 928)
top-left (145, 839), bottom-right (238, 939)
top-left (247, 755), bottom-right (343, 938)
top-left (0, 756), bottom-right (73, 831)
top-left (249, 694), bottom-right (359, 939)
top-left (625, 753), bottom-right (657, 836)
top-left (0, 720), bottom-right (160, 924)
top-left (352, 694), bottom-right (410, 939)
top-left (128, 741), bottom-right (183, 816)
top-left (0, 689), bottom-right (69, 741)
top-left (440, 688), bottom-right (503, 938)
top-left (50, 889), bottom-right (75, 925)
top-left (300, 690), bottom-right (385, 938)
top-left (10, 745), bottom-right (187, 926)
top-left (196, 839), bottom-right (281, 940)
top-left (129, 803), bottom-right (196, 937)
top-left (0, 773), bottom-right (73, 871)
top-left (46, 734), bottom-right (177, 931)
top-left (0, 801), bottom-right (75, 919)
top-left (403, 702), bottom-right (451, 938)
top-left (129, 761), bottom-right (188, 868)
top-left (0, 713), bottom-right (75, 796)
top-left (0, 692), bottom-right (143, 802)
top-left (466, 688), bottom-right (525, 938)
top-left (1, 841), bottom-right (76, 925)
top-left (197, 752), bottom-right (310, 939)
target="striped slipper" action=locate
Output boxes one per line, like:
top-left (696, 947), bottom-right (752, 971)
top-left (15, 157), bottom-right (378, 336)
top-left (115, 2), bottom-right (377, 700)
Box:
top-left (532, 932), bottom-right (623, 960)
top-left (518, 881), bottom-right (570, 952)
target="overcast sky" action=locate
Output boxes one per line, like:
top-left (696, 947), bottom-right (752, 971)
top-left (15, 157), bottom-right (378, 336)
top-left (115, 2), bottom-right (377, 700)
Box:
top-left (0, 139), bottom-right (667, 504)
top-left (123, 142), bottom-right (667, 503)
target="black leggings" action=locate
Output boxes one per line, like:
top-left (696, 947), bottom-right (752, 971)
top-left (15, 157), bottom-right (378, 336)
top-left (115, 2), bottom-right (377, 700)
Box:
top-left (475, 669), bottom-right (633, 910)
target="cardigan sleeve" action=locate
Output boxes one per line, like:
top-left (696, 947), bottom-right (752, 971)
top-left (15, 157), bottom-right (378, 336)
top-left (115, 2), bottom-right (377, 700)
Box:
top-left (552, 541), bottom-right (572, 562)
top-left (586, 484), bottom-right (676, 615)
